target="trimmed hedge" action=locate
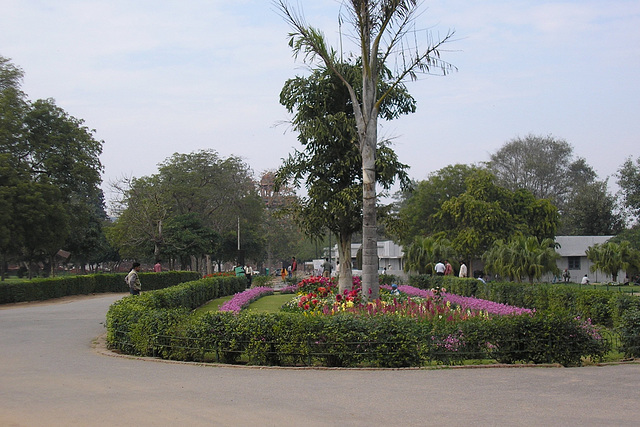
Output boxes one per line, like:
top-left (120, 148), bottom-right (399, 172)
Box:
top-left (0, 271), bottom-right (202, 304)
top-left (106, 277), bottom-right (610, 367)
top-left (408, 276), bottom-right (640, 329)
top-left (106, 275), bottom-right (247, 355)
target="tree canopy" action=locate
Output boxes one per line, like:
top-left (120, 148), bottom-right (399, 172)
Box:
top-left (109, 150), bottom-right (265, 271)
top-left (0, 56), bottom-right (108, 277)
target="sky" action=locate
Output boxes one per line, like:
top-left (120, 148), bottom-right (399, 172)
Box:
top-left (2, 0), bottom-right (639, 207)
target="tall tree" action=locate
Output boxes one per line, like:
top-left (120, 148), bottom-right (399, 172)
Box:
top-left (488, 134), bottom-right (595, 209)
top-left (277, 0), bottom-right (456, 299)
top-left (110, 150), bottom-right (265, 270)
top-left (1, 57), bottom-right (107, 275)
top-left (561, 179), bottom-right (625, 236)
top-left (618, 156), bottom-right (640, 222)
top-left (276, 60), bottom-right (413, 292)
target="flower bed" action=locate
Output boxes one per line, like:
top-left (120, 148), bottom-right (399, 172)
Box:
top-left (219, 287), bottom-right (274, 313)
top-left (392, 285), bottom-right (534, 316)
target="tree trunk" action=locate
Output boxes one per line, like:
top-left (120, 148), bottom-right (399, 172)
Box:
top-left (361, 131), bottom-right (379, 301)
top-left (337, 232), bottom-right (353, 293)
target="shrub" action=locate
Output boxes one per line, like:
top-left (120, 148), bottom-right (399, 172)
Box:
top-left (619, 308), bottom-right (640, 358)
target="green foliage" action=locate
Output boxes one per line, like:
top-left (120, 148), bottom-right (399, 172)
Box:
top-left (617, 156), bottom-right (640, 219)
top-left (402, 236), bottom-right (455, 274)
top-left (1, 56), bottom-right (108, 274)
top-left (619, 308), bottom-right (640, 358)
top-left (0, 271), bottom-right (200, 304)
top-left (586, 240), bottom-right (640, 282)
top-left (393, 165), bottom-right (479, 246)
top-left (110, 150), bottom-right (265, 266)
top-left (105, 275), bottom-right (246, 356)
top-left (483, 235), bottom-right (560, 283)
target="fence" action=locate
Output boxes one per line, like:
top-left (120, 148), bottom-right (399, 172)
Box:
top-left (107, 328), bottom-right (623, 368)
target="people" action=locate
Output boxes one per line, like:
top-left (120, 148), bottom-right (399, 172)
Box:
top-left (322, 258), bottom-right (332, 278)
top-left (126, 262), bottom-right (142, 295)
top-left (444, 260), bottom-right (453, 276)
top-left (290, 256), bottom-right (297, 278)
top-left (390, 284), bottom-right (400, 296)
top-left (581, 274), bottom-right (590, 285)
top-left (153, 260), bottom-right (162, 273)
top-left (281, 266), bottom-right (287, 282)
top-left (562, 268), bottom-right (570, 283)
top-left (244, 265), bottom-right (253, 287)
top-left (434, 261), bottom-right (445, 276)
top-left (458, 261), bottom-right (468, 278)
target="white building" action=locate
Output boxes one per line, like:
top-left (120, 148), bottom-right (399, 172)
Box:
top-left (320, 236), bottom-right (624, 283)
top-left (552, 235), bottom-right (623, 283)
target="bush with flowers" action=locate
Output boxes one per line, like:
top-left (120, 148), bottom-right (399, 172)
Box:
top-left (107, 274), bottom-right (613, 367)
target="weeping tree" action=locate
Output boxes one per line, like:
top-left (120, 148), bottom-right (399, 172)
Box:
top-left (276, 0), bottom-right (456, 300)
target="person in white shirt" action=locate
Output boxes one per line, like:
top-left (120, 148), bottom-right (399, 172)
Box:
top-left (581, 274), bottom-right (590, 285)
top-left (434, 261), bottom-right (445, 276)
top-left (459, 262), bottom-right (468, 278)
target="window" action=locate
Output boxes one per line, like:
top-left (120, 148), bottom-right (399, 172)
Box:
top-left (568, 256), bottom-right (581, 270)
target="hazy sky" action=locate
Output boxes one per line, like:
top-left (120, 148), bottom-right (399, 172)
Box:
top-left (2, 0), bottom-right (639, 204)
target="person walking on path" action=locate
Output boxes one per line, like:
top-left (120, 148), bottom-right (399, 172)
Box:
top-left (435, 261), bottom-right (445, 276)
top-left (444, 260), bottom-right (453, 276)
top-left (459, 261), bottom-right (468, 278)
top-left (322, 258), bottom-right (332, 278)
top-left (126, 262), bottom-right (142, 295)
top-left (290, 257), bottom-right (297, 278)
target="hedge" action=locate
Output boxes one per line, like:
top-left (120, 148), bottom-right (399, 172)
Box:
top-left (407, 275), bottom-right (640, 329)
top-left (106, 276), bottom-right (611, 367)
top-left (106, 275), bottom-right (247, 355)
top-left (0, 271), bottom-right (202, 304)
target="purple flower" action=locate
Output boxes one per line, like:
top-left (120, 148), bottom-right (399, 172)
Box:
top-left (219, 287), bottom-right (274, 313)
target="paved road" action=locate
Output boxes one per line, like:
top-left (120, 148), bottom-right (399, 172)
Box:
top-left (1, 294), bottom-right (639, 427)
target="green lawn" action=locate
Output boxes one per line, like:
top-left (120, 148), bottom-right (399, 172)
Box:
top-left (246, 293), bottom-right (295, 313)
top-left (195, 292), bottom-right (295, 314)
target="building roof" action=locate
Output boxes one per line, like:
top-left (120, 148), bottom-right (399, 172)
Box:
top-left (555, 235), bottom-right (613, 257)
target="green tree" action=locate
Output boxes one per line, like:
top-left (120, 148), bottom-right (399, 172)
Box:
top-left (276, 61), bottom-right (412, 292)
top-left (561, 180), bottom-right (625, 235)
top-left (434, 171), bottom-right (558, 270)
top-left (110, 150), bottom-right (265, 271)
top-left (163, 213), bottom-right (218, 270)
top-left (277, 0), bottom-right (456, 300)
top-left (483, 235), bottom-right (560, 283)
top-left (488, 134), bottom-right (596, 210)
top-left (586, 240), bottom-right (640, 283)
top-left (1, 57), bottom-right (107, 275)
top-left (617, 156), bottom-right (640, 221)
top-left (394, 164), bottom-right (481, 246)
top-left (403, 236), bottom-right (454, 275)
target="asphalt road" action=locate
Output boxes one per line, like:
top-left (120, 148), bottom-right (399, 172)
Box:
top-left (1, 293), bottom-right (639, 427)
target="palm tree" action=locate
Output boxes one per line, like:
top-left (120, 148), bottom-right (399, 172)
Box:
top-left (403, 236), bottom-right (454, 275)
top-left (484, 235), bottom-right (560, 283)
top-left (586, 240), bottom-right (639, 282)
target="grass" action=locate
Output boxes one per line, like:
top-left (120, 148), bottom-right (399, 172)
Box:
top-left (245, 293), bottom-right (295, 313)
top-left (194, 295), bottom-right (234, 314)
top-left (195, 292), bottom-right (295, 314)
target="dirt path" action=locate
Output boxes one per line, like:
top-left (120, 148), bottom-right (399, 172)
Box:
top-left (1, 293), bottom-right (640, 426)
